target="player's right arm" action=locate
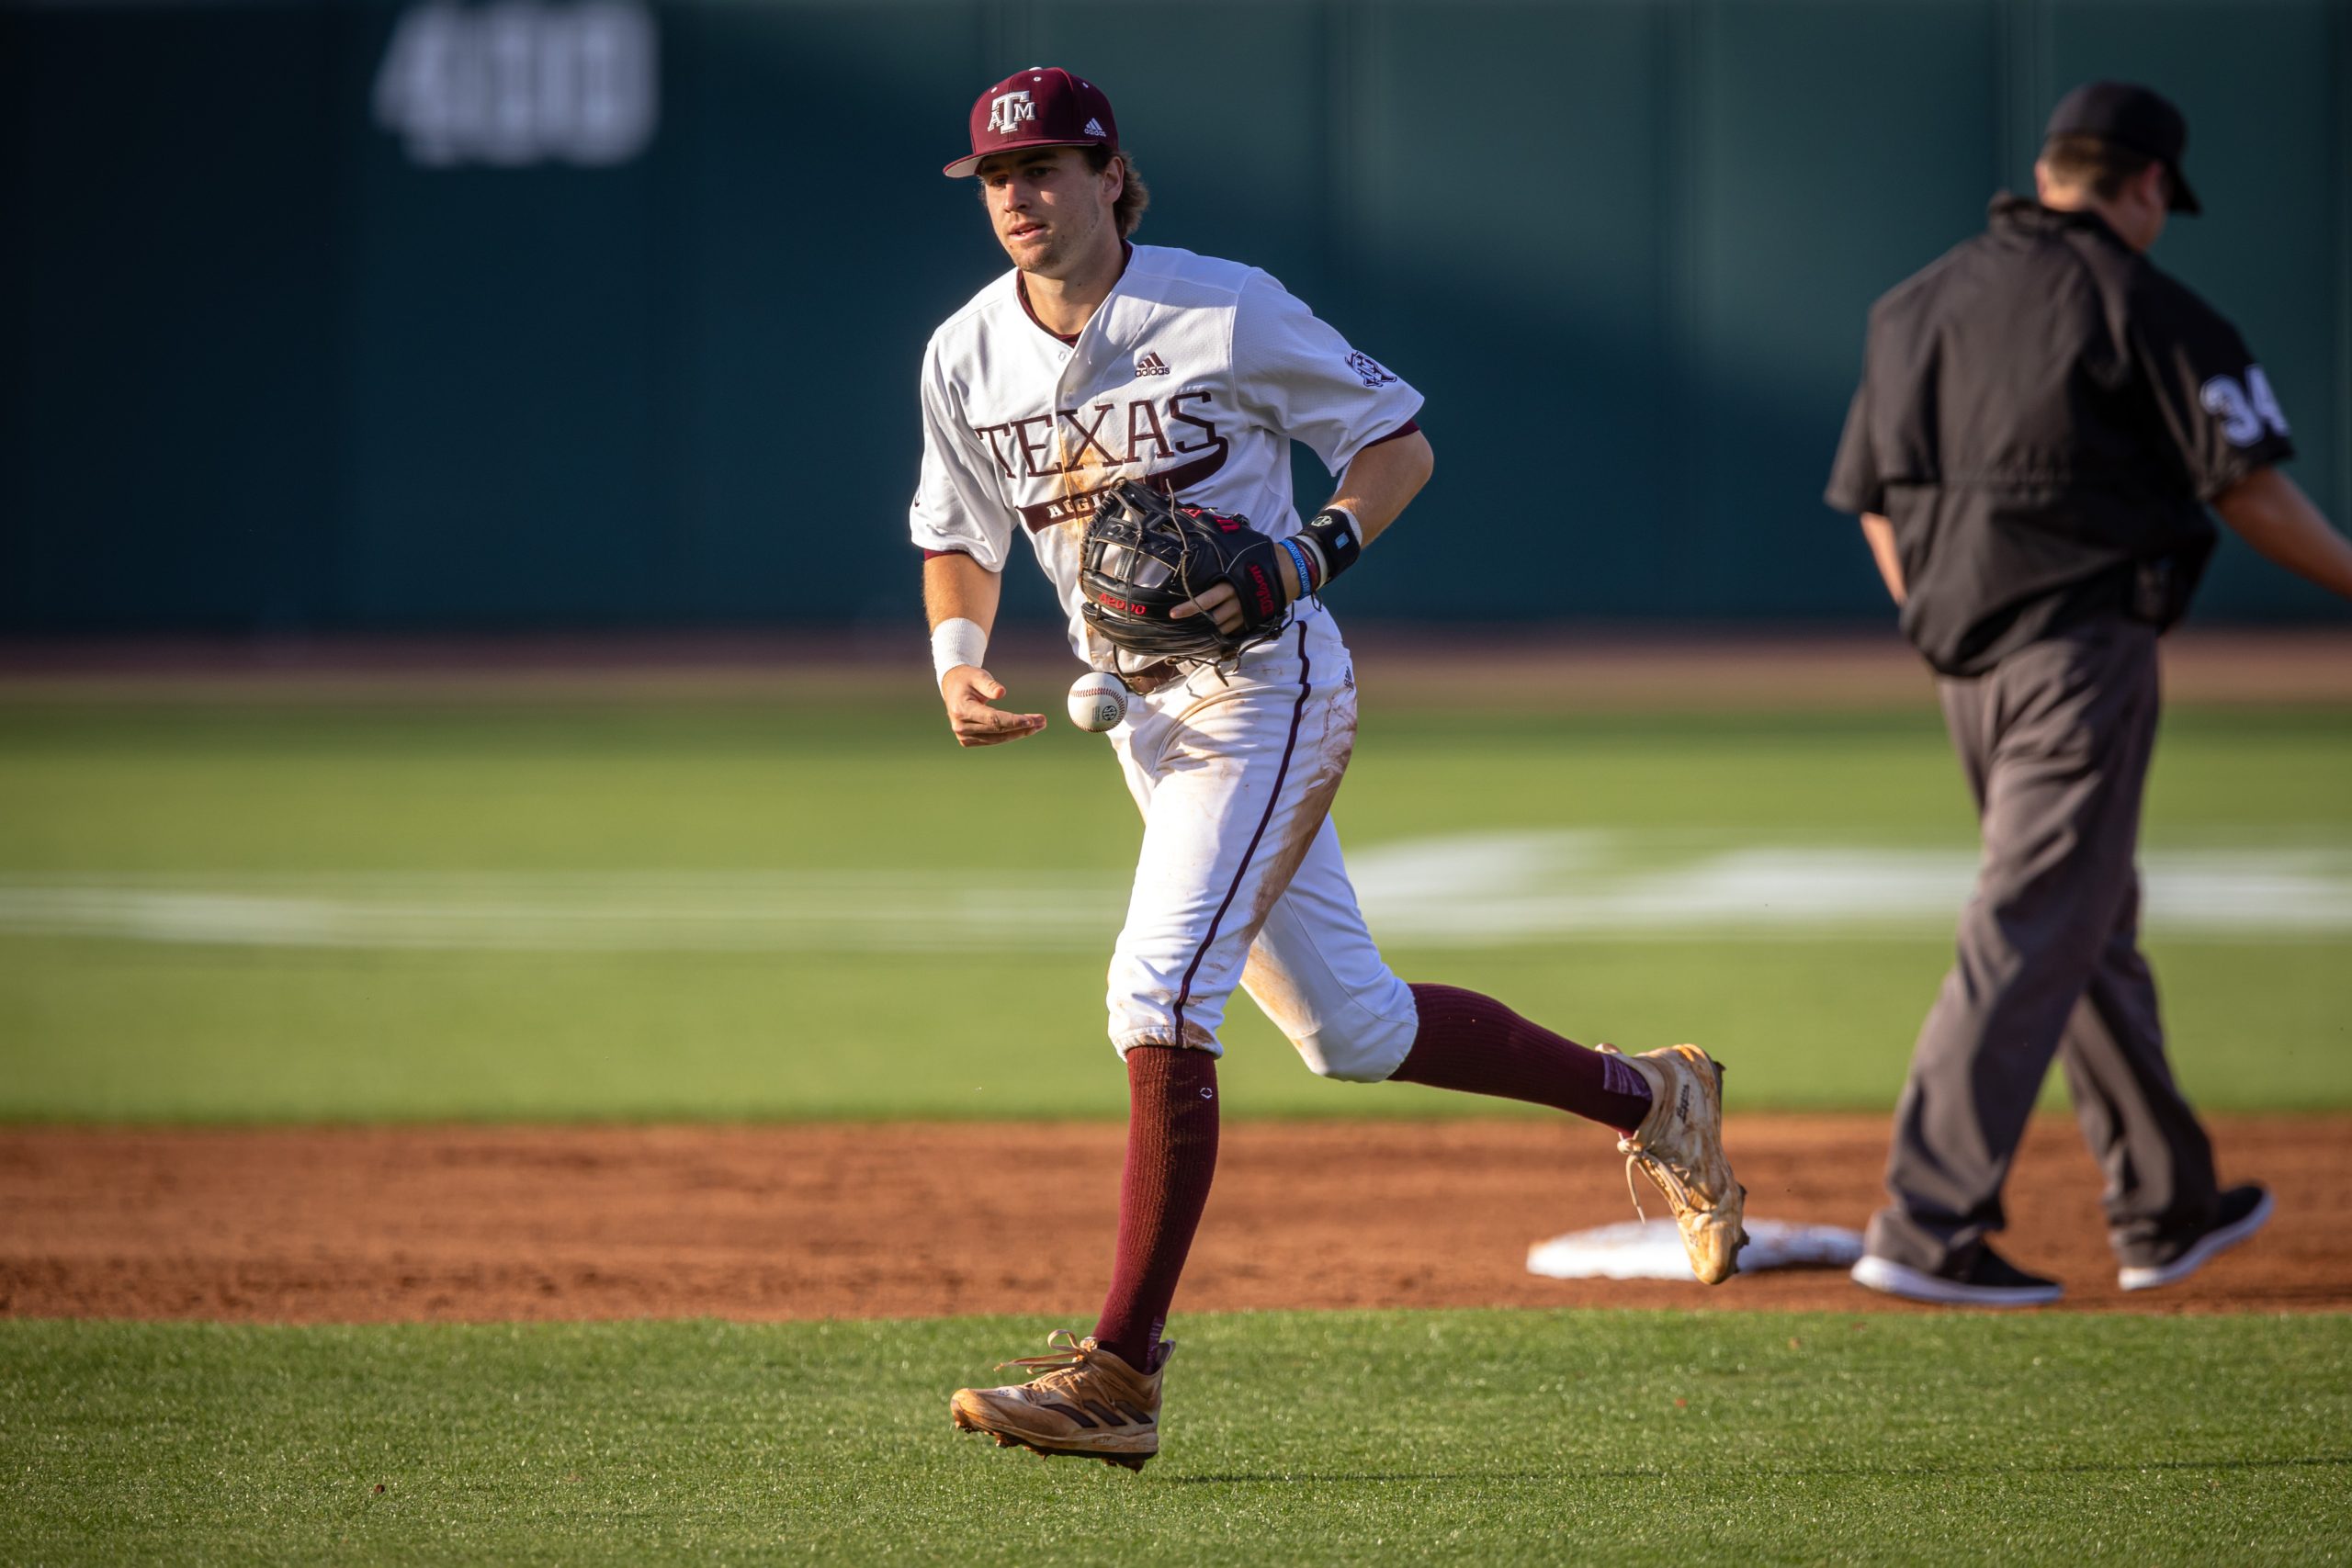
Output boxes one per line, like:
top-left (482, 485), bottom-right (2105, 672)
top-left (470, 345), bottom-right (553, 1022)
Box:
top-left (1859, 513), bottom-right (1907, 604)
top-left (925, 551), bottom-right (1046, 747)
top-left (1826, 367), bottom-right (1909, 607)
top-left (910, 333), bottom-right (1042, 747)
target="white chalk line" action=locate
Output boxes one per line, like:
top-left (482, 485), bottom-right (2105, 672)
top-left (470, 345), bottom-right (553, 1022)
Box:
top-left (1, 830), bottom-right (2349, 952)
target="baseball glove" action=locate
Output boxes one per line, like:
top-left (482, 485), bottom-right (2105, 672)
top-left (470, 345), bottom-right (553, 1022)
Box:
top-left (1078, 480), bottom-right (1289, 663)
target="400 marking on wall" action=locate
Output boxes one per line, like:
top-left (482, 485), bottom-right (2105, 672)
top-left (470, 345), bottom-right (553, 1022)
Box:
top-left (373, 0), bottom-right (659, 168)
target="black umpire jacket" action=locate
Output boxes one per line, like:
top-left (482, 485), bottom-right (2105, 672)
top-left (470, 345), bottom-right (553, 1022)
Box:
top-left (1826, 195), bottom-right (2294, 676)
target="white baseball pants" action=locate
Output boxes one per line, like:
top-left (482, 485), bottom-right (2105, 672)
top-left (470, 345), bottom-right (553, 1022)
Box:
top-left (1104, 615), bottom-right (1420, 1081)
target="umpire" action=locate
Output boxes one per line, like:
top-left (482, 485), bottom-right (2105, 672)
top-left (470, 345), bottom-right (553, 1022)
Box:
top-left (1826, 82), bottom-right (2352, 1306)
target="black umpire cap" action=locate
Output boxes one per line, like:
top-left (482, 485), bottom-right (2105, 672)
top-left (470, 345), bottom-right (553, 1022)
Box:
top-left (2045, 81), bottom-right (2201, 214)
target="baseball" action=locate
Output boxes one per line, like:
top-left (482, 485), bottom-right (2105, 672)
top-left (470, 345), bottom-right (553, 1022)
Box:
top-left (1067, 671), bottom-right (1131, 732)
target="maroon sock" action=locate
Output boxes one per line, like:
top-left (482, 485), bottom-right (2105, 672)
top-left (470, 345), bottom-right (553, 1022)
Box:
top-left (1091, 1045), bottom-right (1220, 1371)
top-left (1392, 983), bottom-right (1652, 1134)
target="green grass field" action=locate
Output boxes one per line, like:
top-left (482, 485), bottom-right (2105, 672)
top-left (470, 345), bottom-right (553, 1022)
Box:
top-left (5, 1311), bottom-right (2347, 1565)
top-left (6, 690), bottom-right (2349, 1564)
top-left (2, 697), bottom-right (2347, 1121)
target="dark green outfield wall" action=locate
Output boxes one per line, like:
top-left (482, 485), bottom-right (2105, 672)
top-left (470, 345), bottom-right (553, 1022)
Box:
top-left (4, 0), bottom-right (2346, 633)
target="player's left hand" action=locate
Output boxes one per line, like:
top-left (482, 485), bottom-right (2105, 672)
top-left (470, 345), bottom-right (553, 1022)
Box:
top-left (1171, 548), bottom-right (1301, 634)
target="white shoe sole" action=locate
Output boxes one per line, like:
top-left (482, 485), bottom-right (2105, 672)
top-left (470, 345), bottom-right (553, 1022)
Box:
top-left (2117, 1189), bottom-right (2276, 1292)
top-left (1850, 1253), bottom-right (2062, 1307)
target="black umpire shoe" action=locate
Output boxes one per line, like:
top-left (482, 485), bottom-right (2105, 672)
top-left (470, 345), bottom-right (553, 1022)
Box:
top-left (1849, 1244), bottom-right (2063, 1307)
top-left (2117, 1184), bottom-right (2275, 1292)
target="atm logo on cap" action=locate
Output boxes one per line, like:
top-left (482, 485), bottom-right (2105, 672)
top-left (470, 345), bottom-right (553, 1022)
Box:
top-left (988, 91), bottom-right (1035, 135)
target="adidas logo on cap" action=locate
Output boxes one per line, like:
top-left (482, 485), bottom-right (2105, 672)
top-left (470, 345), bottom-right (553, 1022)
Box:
top-left (1084, 118), bottom-right (1105, 136)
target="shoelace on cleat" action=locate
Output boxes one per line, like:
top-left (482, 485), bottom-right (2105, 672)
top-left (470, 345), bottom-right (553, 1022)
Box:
top-left (995, 1327), bottom-right (1087, 1371)
top-left (1600, 1043), bottom-right (1690, 1222)
top-left (993, 1329), bottom-right (1103, 1397)
top-left (1623, 1148), bottom-right (1691, 1222)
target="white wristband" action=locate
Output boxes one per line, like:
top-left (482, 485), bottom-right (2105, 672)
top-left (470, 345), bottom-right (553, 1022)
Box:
top-left (931, 617), bottom-right (989, 689)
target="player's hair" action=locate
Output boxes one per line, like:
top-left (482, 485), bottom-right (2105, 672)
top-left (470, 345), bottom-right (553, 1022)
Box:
top-left (2039, 133), bottom-right (2161, 203)
top-left (1085, 146), bottom-right (1150, 237)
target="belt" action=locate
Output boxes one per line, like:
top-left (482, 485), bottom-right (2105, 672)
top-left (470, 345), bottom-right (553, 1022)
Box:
top-left (1118, 658), bottom-right (1189, 694)
top-left (1115, 615), bottom-right (1302, 694)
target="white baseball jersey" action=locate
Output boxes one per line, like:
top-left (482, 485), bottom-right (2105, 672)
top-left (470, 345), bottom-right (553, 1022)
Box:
top-left (909, 243), bottom-right (1424, 662)
top-left (910, 243), bottom-right (1424, 1076)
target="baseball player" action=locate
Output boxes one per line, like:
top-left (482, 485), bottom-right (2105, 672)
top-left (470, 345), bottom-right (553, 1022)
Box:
top-left (1827, 82), bottom-right (2352, 1307)
top-left (912, 67), bottom-right (1747, 1471)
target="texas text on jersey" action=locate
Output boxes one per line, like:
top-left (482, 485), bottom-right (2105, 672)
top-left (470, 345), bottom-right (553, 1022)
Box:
top-left (910, 243), bottom-right (1422, 662)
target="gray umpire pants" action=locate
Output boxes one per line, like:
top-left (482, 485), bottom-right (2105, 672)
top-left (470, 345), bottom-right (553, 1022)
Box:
top-left (1865, 617), bottom-right (2220, 1274)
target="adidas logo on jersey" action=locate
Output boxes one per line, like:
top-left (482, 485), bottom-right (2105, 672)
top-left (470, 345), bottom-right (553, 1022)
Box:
top-left (1135, 353), bottom-right (1170, 377)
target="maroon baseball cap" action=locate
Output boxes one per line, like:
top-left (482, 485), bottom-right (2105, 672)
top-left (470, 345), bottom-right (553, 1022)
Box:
top-left (943, 66), bottom-right (1118, 178)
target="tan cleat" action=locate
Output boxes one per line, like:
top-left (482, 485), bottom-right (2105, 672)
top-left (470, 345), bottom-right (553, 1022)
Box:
top-left (1602, 1043), bottom-right (1749, 1284)
top-left (949, 1330), bottom-right (1168, 1472)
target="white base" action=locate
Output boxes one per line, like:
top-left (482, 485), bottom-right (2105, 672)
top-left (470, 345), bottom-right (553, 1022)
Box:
top-left (1527, 1217), bottom-right (1862, 1281)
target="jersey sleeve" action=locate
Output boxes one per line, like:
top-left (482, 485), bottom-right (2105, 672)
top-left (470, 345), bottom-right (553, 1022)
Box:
top-left (1231, 271), bottom-right (1425, 474)
top-left (1824, 378), bottom-right (1884, 516)
top-left (907, 338), bottom-right (1015, 571)
top-left (2132, 276), bottom-right (2296, 502)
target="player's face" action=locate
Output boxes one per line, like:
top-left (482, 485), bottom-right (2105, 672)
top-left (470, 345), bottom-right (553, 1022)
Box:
top-left (976, 147), bottom-right (1119, 277)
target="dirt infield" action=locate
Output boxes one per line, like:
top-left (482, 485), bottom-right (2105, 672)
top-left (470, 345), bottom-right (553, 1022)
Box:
top-left (4, 1115), bottom-right (2345, 1322)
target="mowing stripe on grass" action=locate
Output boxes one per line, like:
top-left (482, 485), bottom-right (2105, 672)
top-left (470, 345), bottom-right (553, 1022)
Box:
top-left (4, 829), bottom-right (2348, 950)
